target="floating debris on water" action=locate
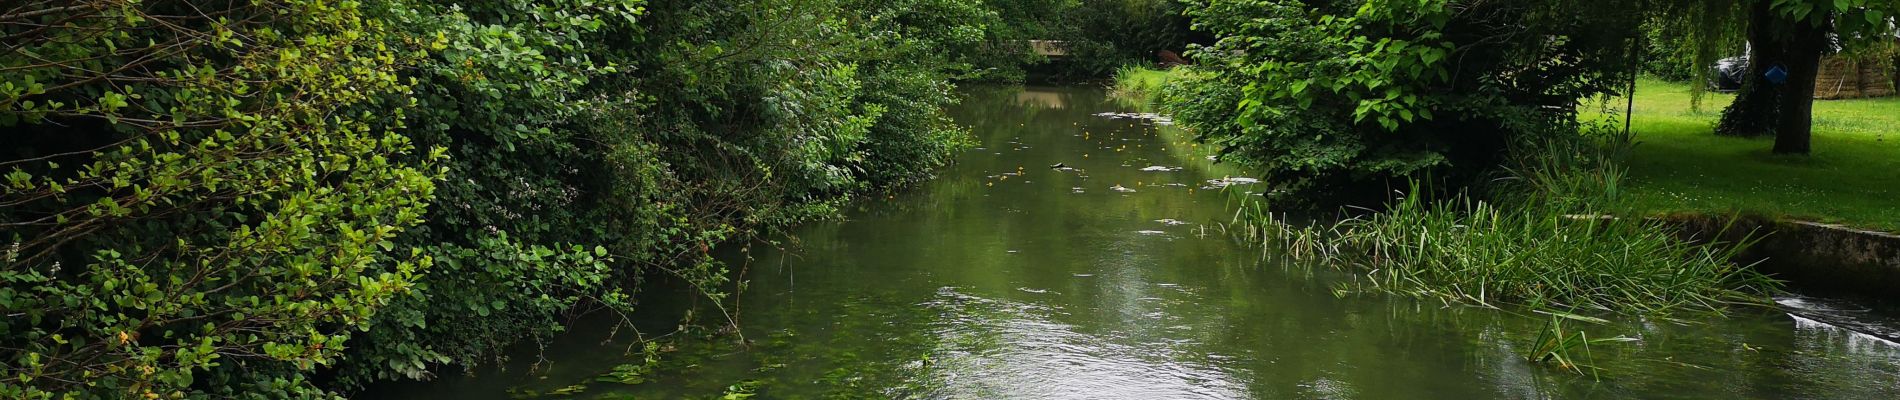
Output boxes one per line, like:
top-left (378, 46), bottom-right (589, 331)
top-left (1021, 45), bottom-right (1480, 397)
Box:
top-left (1111, 184), bottom-right (1137, 193)
top-left (1202, 176), bottom-right (1262, 189)
top-left (1155, 219), bottom-right (1191, 226)
top-left (1137, 230), bottom-right (1167, 235)
top-left (1090, 111), bottom-right (1174, 125)
top-left (1140, 165), bottom-right (1182, 172)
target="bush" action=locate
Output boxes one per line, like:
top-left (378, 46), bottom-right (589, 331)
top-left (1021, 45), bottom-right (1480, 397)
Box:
top-left (1167, 0), bottom-right (1644, 204)
top-left (2, 1), bottom-right (437, 397)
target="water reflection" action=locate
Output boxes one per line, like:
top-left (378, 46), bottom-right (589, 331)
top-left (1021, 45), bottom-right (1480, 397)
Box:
top-left (1015, 88), bottom-right (1071, 109)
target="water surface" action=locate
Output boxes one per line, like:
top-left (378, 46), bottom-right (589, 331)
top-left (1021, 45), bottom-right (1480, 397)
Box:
top-left (372, 85), bottom-right (1900, 399)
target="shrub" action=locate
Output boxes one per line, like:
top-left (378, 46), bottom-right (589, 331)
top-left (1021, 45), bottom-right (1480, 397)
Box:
top-left (1168, 0), bottom-right (1645, 204)
top-left (2, 1), bottom-right (437, 397)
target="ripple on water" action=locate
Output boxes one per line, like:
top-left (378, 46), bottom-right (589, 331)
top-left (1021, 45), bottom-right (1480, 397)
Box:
top-left (919, 288), bottom-right (1249, 399)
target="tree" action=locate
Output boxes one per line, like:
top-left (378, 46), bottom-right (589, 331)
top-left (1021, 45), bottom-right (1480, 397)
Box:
top-left (1659, 0), bottom-right (1898, 154)
top-left (4, 0), bottom-right (991, 397)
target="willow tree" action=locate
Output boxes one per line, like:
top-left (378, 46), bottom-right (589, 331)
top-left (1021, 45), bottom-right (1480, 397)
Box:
top-left (1656, 0), bottom-right (1898, 154)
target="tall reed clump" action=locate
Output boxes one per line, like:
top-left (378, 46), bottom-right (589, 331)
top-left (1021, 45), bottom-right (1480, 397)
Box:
top-left (1232, 136), bottom-right (1782, 315)
top-left (1110, 66), bottom-right (1184, 108)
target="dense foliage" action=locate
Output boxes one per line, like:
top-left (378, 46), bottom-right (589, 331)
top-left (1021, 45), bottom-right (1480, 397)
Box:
top-left (964, 0), bottom-right (1206, 80)
top-left (1, 0), bottom-right (987, 397)
top-left (1640, 21), bottom-right (1724, 82)
top-left (1161, 0), bottom-right (1647, 202)
top-left (1049, 0), bottom-right (1202, 77)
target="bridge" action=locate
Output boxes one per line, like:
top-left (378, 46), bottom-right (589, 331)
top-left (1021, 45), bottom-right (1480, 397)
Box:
top-left (1027, 40), bottom-right (1068, 57)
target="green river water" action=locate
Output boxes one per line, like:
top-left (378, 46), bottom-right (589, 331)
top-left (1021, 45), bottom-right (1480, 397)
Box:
top-left (368, 85), bottom-right (1900, 399)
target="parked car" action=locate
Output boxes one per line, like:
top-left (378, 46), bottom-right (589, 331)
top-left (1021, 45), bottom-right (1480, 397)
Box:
top-left (1710, 56), bottom-right (1748, 92)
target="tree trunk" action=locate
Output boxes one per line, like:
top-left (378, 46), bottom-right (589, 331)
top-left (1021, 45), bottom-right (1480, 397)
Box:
top-left (1773, 15), bottom-right (1827, 154)
top-left (1717, 1), bottom-right (1784, 138)
top-left (1716, 0), bottom-right (1831, 156)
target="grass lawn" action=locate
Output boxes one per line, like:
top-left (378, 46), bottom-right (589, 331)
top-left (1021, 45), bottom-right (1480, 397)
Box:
top-left (1604, 78), bottom-right (1900, 231)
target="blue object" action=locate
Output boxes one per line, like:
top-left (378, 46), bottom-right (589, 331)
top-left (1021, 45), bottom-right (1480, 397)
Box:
top-left (1764, 65), bottom-right (1789, 85)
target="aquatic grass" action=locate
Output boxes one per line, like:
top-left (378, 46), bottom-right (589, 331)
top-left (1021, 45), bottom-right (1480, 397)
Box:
top-left (1322, 192), bottom-right (1771, 314)
top-left (1228, 138), bottom-right (1783, 315)
top-left (1525, 310), bottom-right (1638, 379)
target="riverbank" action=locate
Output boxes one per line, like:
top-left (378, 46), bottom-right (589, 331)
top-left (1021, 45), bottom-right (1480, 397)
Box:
top-left (368, 85), bottom-right (1900, 399)
top-left (1114, 66), bottom-right (1900, 299)
top-left (0, 3), bottom-right (989, 397)
top-left (1116, 70), bottom-right (1900, 234)
top-left (1668, 215), bottom-right (1900, 299)
top-left (1612, 78), bottom-right (1900, 232)
top-left (1110, 66), bottom-right (1791, 314)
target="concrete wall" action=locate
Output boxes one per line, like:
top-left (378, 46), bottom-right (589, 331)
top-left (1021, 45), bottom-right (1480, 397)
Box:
top-left (1670, 215), bottom-right (1900, 297)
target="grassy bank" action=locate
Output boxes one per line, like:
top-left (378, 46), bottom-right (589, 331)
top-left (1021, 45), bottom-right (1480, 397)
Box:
top-left (1605, 79), bottom-right (1900, 231)
top-left (1110, 66), bottom-right (1184, 108)
top-left (1228, 146), bottom-right (1781, 315)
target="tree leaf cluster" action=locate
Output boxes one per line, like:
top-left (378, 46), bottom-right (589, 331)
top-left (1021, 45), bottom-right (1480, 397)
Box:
top-left (1162, 0), bottom-right (1649, 203)
top-left (2, 0), bottom-right (993, 397)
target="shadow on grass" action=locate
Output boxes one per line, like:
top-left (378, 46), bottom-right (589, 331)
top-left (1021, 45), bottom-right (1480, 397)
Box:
top-left (1605, 79), bottom-right (1900, 232)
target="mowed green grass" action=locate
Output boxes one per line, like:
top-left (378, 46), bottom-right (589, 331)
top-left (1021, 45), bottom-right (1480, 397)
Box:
top-left (1600, 79), bottom-right (1900, 231)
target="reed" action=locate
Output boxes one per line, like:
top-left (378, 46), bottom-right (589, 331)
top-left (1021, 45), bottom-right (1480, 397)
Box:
top-left (1524, 310), bottom-right (1638, 378)
top-left (1229, 138), bottom-right (1782, 315)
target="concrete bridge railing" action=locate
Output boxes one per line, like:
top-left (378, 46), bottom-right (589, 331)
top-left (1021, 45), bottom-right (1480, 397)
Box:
top-left (1026, 40), bottom-right (1067, 57)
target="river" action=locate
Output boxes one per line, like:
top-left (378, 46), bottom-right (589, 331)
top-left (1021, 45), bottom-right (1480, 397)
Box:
top-left (367, 85), bottom-right (1900, 399)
